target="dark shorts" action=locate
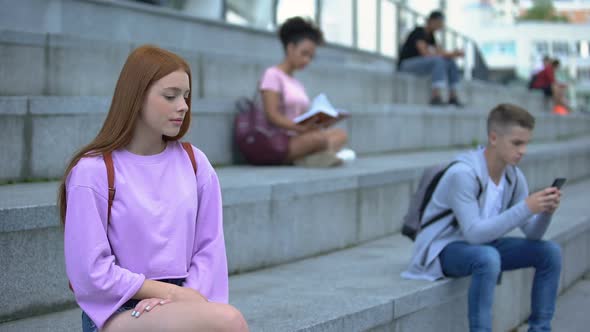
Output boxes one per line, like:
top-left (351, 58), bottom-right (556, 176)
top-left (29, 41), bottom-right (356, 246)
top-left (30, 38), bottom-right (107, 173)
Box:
top-left (533, 85), bottom-right (553, 97)
top-left (81, 278), bottom-right (185, 332)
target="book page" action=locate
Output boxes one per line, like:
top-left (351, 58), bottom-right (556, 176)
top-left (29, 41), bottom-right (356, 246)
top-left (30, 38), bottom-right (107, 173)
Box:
top-left (294, 93), bottom-right (340, 124)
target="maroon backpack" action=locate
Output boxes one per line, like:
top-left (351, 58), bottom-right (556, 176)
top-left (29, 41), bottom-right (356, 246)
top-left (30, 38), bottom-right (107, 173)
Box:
top-left (234, 96), bottom-right (289, 165)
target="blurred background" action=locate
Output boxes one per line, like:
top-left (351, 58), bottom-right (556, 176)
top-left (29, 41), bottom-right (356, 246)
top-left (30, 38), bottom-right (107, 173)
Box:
top-left (129, 0), bottom-right (590, 112)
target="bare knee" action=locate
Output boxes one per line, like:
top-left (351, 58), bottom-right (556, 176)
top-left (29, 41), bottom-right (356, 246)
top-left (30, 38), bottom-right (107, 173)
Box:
top-left (335, 128), bottom-right (348, 143)
top-left (327, 128), bottom-right (348, 149)
top-left (215, 305), bottom-right (249, 332)
top-left (310, 131), bottom-right (330, 151)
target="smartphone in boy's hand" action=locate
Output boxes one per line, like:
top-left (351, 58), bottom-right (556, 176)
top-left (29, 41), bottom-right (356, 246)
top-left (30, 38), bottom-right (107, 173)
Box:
top-left (526, 179), bottom-right (565, 214)
top-left (551, 178), bottom-right (567, 190)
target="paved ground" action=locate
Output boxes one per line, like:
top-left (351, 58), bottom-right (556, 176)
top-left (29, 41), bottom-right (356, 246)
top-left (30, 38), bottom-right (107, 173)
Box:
top-left (5, 278), bottom-right (590, 331)
top-left (518, 276), bottom-right (590, 332)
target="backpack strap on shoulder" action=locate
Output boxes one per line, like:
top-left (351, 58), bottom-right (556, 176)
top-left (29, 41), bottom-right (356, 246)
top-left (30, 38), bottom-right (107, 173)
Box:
top-left (476, 175), bottom-right (483, 200)
top-left (181, 142), bottom-right (198, 175)
top-left (71, 151), bottom-right (115, 293)
top-left (418, 160), bottom-right (460, 219)
top-left (103, 151), bottom-right (116, 224)
top-left (422, 161), bottom-right (482, 232)
top-left (418, 161), bottom-right (460, 231)
top-left (505, 165), bottom-right (519, 207)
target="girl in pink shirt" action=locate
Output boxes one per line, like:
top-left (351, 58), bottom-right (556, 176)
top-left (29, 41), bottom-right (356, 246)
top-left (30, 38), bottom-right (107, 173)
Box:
top-left (58, 45), bottom-right (249, 332)
top-left (260, 17), bottom-right (349, 167)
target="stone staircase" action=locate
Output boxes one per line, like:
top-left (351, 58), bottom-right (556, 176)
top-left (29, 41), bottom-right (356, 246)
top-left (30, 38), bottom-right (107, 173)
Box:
top-left (1, 1), bottom-right (589, 331)
top-left (1, 138), bottom-right (589, 330)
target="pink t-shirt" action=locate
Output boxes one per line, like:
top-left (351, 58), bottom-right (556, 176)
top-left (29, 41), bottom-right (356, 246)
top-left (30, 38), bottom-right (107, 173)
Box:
top-left (259, 66), bottom-right (310, 121)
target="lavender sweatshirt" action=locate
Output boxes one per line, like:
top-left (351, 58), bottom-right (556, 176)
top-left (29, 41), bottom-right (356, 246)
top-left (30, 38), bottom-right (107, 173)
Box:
top-left (64, 141), bottom-right (228, 329)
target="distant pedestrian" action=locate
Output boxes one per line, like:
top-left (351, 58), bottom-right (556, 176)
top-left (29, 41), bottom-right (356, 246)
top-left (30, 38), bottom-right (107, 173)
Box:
top-left (398, 10), bottom-right (465, 106)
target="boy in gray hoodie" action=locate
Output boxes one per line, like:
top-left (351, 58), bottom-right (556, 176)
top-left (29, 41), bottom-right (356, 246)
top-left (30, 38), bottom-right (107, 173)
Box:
top-left (403, 104), bottom-right (562, 332)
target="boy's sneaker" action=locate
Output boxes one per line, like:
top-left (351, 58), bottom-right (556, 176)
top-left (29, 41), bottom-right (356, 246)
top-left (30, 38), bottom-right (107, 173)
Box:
top-left (294, 150), bottom-right (343, 168)
top-left (429, 95), bottom-right (445, 106)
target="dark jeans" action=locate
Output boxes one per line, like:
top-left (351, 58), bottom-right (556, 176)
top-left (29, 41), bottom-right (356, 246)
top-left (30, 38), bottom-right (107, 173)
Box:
top-left (81, 278), bottom-right (185, 332)
top-left (440, 237), bottom-right (562, 332)
top-left (532, 85), bottom-right (553, 97)
top-left (400, 55), bottom-right (461, 90)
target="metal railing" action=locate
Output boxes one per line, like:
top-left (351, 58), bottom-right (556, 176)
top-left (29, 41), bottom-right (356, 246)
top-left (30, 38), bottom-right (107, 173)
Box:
top-left (134, 0), bottom-right (489, 81)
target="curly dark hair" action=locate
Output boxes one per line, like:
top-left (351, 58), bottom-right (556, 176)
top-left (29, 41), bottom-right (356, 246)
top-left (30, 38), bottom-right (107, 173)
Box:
top-left (278, 17), bottom-right (324, 50)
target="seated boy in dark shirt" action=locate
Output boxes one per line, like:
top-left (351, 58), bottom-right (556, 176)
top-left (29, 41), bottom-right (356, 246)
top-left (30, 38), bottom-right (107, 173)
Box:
top-left (398, 10), bottom-right (464, 106)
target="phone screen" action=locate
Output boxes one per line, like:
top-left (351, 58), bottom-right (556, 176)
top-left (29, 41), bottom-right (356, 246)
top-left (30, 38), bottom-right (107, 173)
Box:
top-left (551, 178), bottom-right (567, 189)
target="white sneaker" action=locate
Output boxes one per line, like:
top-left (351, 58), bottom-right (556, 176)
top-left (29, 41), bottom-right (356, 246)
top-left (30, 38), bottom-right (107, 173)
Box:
top-left (335, 148), bottom-right (356, 163)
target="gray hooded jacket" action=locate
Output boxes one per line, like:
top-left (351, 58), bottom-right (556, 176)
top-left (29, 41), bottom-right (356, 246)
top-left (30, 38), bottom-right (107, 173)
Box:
top-left (402, 148), bottom-right (552, 281)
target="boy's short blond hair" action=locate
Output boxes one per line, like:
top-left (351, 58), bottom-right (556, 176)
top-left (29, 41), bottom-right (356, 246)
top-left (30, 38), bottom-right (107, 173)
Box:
top-left (487, 103), bottom-right (535, 135)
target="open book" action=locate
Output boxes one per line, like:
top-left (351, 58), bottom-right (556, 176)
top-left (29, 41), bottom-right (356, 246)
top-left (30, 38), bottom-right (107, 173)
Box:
top-left (293, 94), bottom-right (349, 126)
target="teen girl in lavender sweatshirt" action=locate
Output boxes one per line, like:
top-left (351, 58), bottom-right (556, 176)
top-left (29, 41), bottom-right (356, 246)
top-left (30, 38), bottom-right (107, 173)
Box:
top-left (58, 45), bottom-right (249, 332)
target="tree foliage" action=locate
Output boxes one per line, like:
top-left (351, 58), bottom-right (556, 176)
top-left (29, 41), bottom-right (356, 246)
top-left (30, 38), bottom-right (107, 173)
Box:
top-left (520, 0), bottom-right (569, 22)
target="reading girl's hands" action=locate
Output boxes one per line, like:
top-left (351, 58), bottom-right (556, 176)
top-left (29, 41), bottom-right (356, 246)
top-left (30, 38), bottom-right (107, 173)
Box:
top-left (321, 117), bottom-right (339, 129)
top-left (526, 187), bottom-right (561, 214)
top-left (292, 122), bottom-right (320, 134)
top-left (130, 298), bottom-right (171, 318)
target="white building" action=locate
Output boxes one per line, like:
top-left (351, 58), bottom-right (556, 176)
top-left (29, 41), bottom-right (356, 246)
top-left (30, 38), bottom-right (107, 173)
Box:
top-left (423, 0), bottom-right (590, 110)
top-left (474, 21), bottom-right (590, 110)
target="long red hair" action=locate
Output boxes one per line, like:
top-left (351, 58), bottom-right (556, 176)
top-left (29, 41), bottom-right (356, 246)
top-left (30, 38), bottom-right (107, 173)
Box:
top-left (58, 45), bottom-right (192, 225)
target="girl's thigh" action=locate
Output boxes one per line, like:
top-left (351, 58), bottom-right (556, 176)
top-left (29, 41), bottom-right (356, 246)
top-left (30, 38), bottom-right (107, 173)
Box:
top-left (103, 301), bottom-right (247, 332)
top-left (288, 130), bottom-right (328, 160)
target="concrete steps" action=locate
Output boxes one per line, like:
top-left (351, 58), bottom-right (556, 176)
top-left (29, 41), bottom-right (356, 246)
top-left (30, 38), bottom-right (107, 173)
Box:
top-left (0, 0), bottom-right (394, 67)
top-left (1, 136), bottom-right (589, 324)
top-left (0, 29), bottom-right (397, 102)
top-left (1, 178), bottom-right (589, 331)
top-left (1, 22), bottom-right (550, 106)
top-left (553, 279), bottom-right (590, 330)
top-left (518, 279), bottom-right (590, 332)
top-left (0, 28), bottom-right (546, 112)
top-left (2, 96), bottom-right (587, 181)
top-left (0, 2), bottom-right (587, 330)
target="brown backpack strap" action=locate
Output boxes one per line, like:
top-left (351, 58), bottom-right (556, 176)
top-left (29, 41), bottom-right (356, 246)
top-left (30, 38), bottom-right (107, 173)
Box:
top-left (71, 151), bottom-right (115, 293)
top-left (103, 151), bottom-right (116, 224)
top-left (181, 142), bottom-right (198, 175)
